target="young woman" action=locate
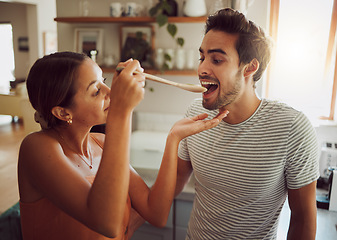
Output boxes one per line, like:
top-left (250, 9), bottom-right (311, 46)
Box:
top-left (18, 52), bottom-right (227, 240)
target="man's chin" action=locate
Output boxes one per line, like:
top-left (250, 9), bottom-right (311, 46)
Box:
top-left (202, 99), bottom-right (217, 110)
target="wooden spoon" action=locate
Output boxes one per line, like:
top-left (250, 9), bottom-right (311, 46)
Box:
top-left (115, 67), bottom-right (206, 93)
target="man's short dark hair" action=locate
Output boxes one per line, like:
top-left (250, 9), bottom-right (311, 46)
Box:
top-left (205, 8), bottom-right (273, 82)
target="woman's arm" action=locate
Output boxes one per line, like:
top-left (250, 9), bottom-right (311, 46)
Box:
top-left (18, 60), bottom-right (145, 238)
top-left (87, 60), bottom-right (145, 236)
top-left (129, 112), bottom-right (228, 227)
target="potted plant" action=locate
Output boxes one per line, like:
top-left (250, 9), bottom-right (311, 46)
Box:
top-left (149, 0), bottom-right (184, 70)
top-left (120, 31), bottom-right (153, 68)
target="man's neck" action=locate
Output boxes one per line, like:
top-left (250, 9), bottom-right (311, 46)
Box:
top-left (220, 94), bottom-right (261, 125)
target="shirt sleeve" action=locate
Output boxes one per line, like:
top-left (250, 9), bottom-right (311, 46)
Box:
top-left (285, 111), bottom-right (320, 189)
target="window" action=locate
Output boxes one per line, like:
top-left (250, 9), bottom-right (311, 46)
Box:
top-left (267, 0), bottom-right (337, 125)
top-left (0, 23), bottom-right (15, 93)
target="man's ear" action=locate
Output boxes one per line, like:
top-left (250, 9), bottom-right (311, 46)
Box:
top-left (244, 58), bottom-right (260, 78)
top-left (51, 106), bottom-right (71, 122)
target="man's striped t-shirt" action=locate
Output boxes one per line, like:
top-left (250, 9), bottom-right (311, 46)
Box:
top-left (178, 98), bottom-right (319, 240)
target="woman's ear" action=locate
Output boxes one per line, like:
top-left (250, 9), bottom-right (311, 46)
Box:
top-left (51, 106), bottom-right (71, 122)
top-left (244, 58), bottom-right (260, 78)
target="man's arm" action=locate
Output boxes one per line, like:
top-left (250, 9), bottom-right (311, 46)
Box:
top-left (175, 157), bottom-right (193, 197)
top-left (287, 181), bottom-right (317, 240)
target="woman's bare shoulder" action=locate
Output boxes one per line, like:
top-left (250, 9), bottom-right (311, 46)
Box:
top-left (20, 131), bottom-right (60, 151)
top-left (18, 131), bottom-right (66, 202)
top-left (19, 131), bottom-right (63, 165)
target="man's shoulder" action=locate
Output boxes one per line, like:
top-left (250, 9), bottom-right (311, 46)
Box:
top-left (262, 99), bottom-right (298, 111)
top-left (262, 99), bottom-right (314, 132)
top-left (261, 99), bottom-right (303, 118)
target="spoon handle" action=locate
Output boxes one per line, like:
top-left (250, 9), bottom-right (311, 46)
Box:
top-left (115, 66), bottom-right (206, 93)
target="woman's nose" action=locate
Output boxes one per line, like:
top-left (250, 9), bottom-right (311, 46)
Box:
top-left (103, 85), bottom-right (110, 99)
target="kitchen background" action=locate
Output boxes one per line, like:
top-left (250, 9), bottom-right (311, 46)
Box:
top-left (0, 0), bottom-right (337, 239)
top-left (1, 0), bottom-right (336, 159)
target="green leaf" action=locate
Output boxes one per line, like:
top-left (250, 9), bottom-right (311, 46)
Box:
top-left (167, 24), bottom-right (177, 38)
top-left (164, 53), bottom-right (171, 61)
top-left (156, 14), bottom-right (168, 27)
top-left (149, 5), bottom-right (159, 17)
top-left (162, 1), bottom-right (173, 15)
top-left (177, 37), bottom-right (185, 47)
top-left (162, 63), bottom-right (170, 71)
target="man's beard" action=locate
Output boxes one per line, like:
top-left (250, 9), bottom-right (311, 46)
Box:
top-left (202, 71), bottom-right (242, 110)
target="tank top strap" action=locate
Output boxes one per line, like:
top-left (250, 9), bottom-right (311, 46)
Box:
top-left (90, 134), bottom-right (104, 149)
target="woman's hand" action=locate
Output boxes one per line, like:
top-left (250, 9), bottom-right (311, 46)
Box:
top-left (109, 59), bottom-right (145, 113)
top-left (169, 111), bottom-right (229, 141)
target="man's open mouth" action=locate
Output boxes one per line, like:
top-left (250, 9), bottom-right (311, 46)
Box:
top-left (201, 81), bottom-right (219, 94)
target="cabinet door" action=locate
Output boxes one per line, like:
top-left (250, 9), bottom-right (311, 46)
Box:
top-left (131, 223), bottom-right (173, 240)
top-left (174, 199), bottom-right (193, 240)
top-left (175, 226), bottom-right (188, 240)
top-left (175, 199), bottom-right (193, 228)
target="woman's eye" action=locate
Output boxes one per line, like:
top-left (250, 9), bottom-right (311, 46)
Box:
top-left (94, 88), bottom-right (101, 96)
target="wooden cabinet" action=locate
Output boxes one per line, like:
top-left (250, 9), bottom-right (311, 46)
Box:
top-left (54, 16), bottom-right (206, 75)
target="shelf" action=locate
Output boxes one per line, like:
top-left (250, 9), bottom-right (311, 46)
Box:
top-left (55, 16), bottom-right (203, 76)
top-left (54, 16), bottom-right (207, 24)
top-left (101, 66), bottom-right (198, 76)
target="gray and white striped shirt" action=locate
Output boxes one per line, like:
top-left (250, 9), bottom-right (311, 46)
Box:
top-left (178, 98), bottom-right (319, 240)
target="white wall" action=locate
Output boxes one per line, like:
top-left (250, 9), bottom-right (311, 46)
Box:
top-left (0, 0), bottom-right (57, 73)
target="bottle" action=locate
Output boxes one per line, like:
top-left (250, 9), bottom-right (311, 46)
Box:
top-left (79, 0), bottom-right (90, 16)
top-left (165, 49), bottom-right (175, 70)
top-left (209, 0), bottom-right (227, 15)
top-left (175, 48), bottom-right (186, 70)
top-left (155, 48), bottom-right (164, 69)
top-left (183, 0), bottom-right (207, 17)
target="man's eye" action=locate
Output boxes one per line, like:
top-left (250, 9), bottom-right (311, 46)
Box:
top-left (199, 57), bottom-right (205, 62)
top-left (213, 59), bottom-right (222, 64)
top-left (103, 78), bottom-right (107, 84)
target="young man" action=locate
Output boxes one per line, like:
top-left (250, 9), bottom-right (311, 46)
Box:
top-left (175, 8), bottom-right (319, 240)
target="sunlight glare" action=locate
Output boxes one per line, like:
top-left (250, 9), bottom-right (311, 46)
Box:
top-left (268, 0), bottom-right (335, 123)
